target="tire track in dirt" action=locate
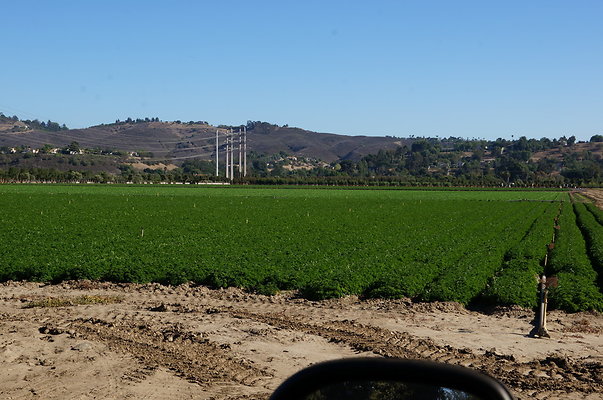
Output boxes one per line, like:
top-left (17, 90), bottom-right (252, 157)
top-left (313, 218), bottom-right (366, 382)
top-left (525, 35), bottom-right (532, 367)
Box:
top-left (6, 282), bottom-right (603, 400)
top-left (125, 289), bottom-right (603, 399)
top-left (220, 307), bottom-right (603, 399)
top-left (66, 317), bottom-right (273, 388)
top-left (26, 307), bottom-right (275, 400)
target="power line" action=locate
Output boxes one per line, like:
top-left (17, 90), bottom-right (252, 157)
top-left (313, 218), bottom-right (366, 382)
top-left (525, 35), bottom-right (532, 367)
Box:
top-left (0, 104), bottom-right (53, 123)
top-left (221, 127), bottom-right (248, 181)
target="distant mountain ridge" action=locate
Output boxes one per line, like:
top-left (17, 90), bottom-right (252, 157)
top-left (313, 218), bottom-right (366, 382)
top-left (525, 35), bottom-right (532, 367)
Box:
top-left (0, 119), bottom-right (407, 163)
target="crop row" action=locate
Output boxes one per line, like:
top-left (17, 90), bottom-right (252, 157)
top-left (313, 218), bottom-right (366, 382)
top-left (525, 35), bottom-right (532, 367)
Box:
top-left (421, 201), bottom-right (552, 304)
top-left (362, 201), bottom-right (537, 301)
top-left (547, 202), bottom-right (603, 311)
top-left (573, 202), bottom-right (603, 283)
top-left (585, 202), bottom-right (603, 226)
top-left (482, 201), bottom-right (559, 307)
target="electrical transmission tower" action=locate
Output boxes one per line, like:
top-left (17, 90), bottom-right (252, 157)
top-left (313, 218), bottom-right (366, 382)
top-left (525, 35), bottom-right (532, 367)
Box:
top-left (216, 125), bottom-right (248, 181)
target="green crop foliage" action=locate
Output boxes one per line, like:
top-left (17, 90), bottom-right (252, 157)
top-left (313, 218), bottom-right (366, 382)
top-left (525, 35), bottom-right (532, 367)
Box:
top-left (585, 202), bottom-right (603, 226)
top-left (422, 201), bottom-right (555, 305)
top-left (574, 202), bottom-right (603, 283)
top-left (547, 202), bottom-right (603, 311)
top-left (0, 185), bottom-right (590, 310)
top-left (481, 201), bottom-right (559, 307)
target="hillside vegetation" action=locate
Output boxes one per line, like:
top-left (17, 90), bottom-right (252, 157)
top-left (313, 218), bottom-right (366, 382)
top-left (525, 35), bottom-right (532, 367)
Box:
top-left (2, 112), bottom-right (603, 186)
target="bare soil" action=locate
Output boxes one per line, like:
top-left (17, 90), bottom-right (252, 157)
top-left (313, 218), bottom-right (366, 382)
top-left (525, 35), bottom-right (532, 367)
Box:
top-left (130, 162), bottom-right (179, 172)
top-left (530, 143), bottom-right (603, 162)
top-left (1, 281), bottom-right (602, 400)
top-left (582, 189), bottom-right (603, 209)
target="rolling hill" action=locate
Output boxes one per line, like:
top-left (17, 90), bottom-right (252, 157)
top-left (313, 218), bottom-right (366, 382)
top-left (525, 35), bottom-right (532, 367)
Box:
top-left (0, 120), bottom-right (407, 163)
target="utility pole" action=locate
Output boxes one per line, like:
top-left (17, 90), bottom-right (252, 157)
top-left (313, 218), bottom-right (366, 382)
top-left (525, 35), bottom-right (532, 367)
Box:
top-left (244, 126), bottom-right (247, 177)
top-left (225, 131), bottom-right (229, 179)
top-left (219, 125), bottom-right (248, 181)
top-left (230, 128), bottom-right (234, 180)
top-left (238, 128), bottom-right (242, 178)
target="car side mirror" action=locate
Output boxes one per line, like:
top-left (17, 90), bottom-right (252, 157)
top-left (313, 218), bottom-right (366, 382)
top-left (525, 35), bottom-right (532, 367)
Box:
top-left (270, 358), bottom-right (514, 400)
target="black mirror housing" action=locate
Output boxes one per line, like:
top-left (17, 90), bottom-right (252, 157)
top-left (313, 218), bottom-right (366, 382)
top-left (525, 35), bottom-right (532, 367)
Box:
top-left (270, 358), bottom-right (514, 400)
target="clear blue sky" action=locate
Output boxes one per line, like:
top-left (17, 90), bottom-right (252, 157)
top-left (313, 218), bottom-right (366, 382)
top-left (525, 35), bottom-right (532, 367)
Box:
top-left (1, 1), bottom-right (602, 141)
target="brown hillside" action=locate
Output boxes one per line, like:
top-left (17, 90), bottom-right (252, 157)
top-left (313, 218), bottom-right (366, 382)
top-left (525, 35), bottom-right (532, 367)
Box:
top-left (530, 142), bottom-right (603, 162)
top-left (247, 122), bottom-right (408, 162)
top-left (0, 120), bottom-right (29, 133)
top-left (0, 121), bottom-right (407, 163)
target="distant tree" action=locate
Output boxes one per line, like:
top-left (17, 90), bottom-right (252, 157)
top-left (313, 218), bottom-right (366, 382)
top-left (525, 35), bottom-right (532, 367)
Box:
top-left (495, 157), bottom-right (531, 182)
top-left (567, 135), bottom-right (577, 146)
top-left (67, 170), bottom-right (83, 182)
top-left (514, 136), bottom-right (529, 151)
top-left (39, 144), bottom-right (54, 154)
top-left (338, 159), bottom-right (357, 175)
top-left (539, 137), bottom-right (553, 148)
top-left (46, 120), bottom-right (61, 131)
top-left (536, 157), bottom-right (557, 174)
top-left (66, 142), bottom-right (80, 153)
top-left (562, 160), bottom-right (601, 182)
top-left (137, 151), bottom-right (154, 158)
top-left (590, 135), bottom-right (603, 142)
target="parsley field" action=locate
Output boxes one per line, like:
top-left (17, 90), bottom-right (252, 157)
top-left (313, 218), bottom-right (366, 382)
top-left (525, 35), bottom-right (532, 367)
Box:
top-left (1, 185), bottom-right (600, 311)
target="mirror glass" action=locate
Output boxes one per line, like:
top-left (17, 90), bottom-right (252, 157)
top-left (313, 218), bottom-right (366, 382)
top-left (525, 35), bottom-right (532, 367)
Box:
top-left (303, 380), bottom-right (482, 400)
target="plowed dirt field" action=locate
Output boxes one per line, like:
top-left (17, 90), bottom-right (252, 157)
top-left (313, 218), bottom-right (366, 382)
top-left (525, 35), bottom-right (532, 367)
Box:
top-left (1, 281), bottom-right (602, 399)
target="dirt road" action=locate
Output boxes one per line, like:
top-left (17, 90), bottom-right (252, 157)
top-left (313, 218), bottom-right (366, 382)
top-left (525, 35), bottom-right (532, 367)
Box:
top-left (1, 281), bottom-right (601, 399)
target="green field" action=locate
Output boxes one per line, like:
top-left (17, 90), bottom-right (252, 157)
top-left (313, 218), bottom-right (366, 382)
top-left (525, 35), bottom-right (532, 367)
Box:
top-left (1, 185), bottom-right (601, 311)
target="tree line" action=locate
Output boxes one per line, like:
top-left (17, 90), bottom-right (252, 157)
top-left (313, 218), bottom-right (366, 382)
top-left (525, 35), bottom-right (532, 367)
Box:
top-left (246, 135), bottom-right (603, 186)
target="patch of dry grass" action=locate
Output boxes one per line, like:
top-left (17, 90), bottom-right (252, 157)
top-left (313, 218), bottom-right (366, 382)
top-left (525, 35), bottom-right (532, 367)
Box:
top-left (23, 295), bottom-right (123, 308)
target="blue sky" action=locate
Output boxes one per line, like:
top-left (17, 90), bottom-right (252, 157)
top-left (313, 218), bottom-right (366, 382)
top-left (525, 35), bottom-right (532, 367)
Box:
top-left (1, 1), bottom-right (602, 141)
